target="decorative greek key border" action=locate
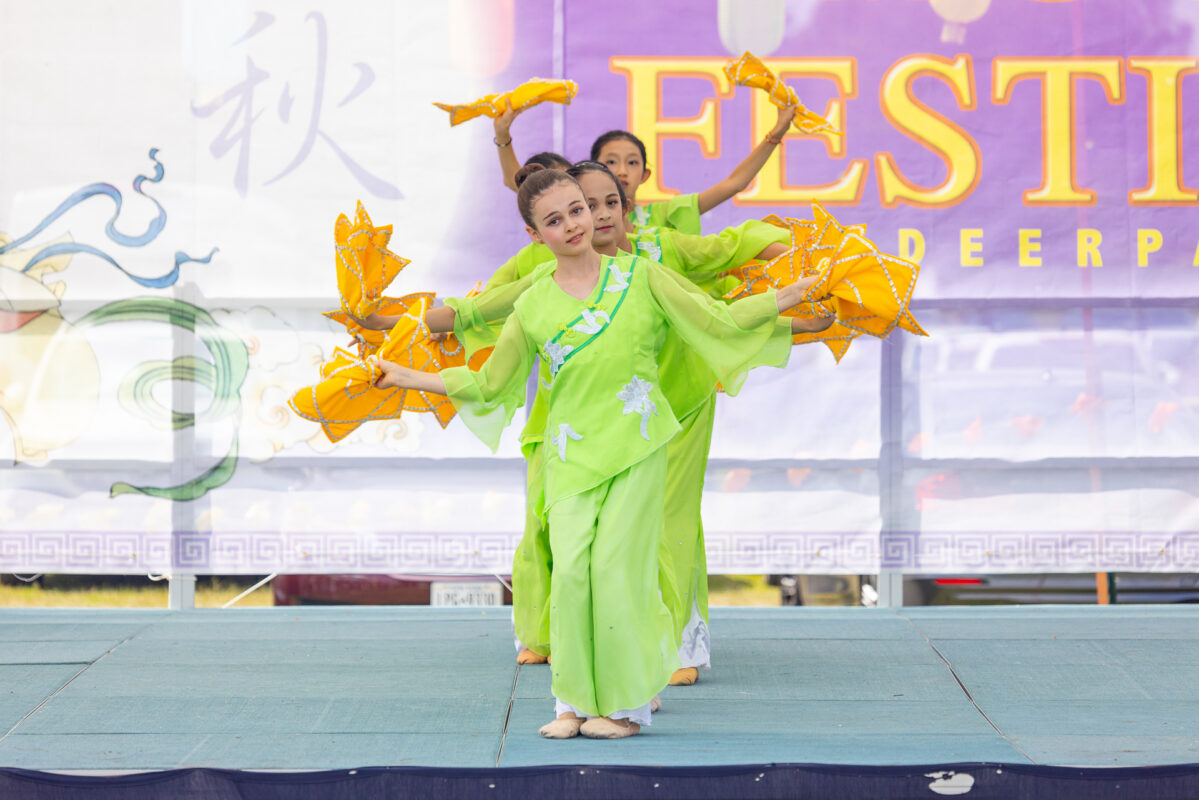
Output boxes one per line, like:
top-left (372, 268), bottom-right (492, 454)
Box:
top-left (3, 530), bottom-right (1197, 574)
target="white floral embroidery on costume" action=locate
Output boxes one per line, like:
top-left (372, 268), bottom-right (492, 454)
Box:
top-left (550, 423), bottom-right (583, 461)
top-left (617, 375), bottom-right (658, 440)
top-left (573, 308), bottom-right (611, 335)
top-left (603, 262), bottom-right (631, 293)
top-left (632, 206), bottom-right (650, 227)
top-left (636, 240), bottom-right (662, 262)
top-left (544, 340), bottom-right (574, 377)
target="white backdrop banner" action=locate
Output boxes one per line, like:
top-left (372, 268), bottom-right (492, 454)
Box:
top-left (2, 0), bottom-right (1197, 575)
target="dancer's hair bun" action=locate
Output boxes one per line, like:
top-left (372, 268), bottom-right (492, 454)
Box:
top-left (514, 163), bottom-right (547, 189)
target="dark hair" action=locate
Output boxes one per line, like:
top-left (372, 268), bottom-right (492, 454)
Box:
top-left (566, 160), bottom-right (629, 212)
top-left (524, 151), bottom-right (572, 170)
top-left (514, 163), bottom-right (582, 228)
top-left (589, 130), bottom-right (648, 167)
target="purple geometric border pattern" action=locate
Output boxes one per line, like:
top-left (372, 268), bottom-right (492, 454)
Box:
top-left (2, 531), bottom-right (1198, 575)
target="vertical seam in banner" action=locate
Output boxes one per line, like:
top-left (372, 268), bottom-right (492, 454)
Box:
top-left (552, 0), bottom-right (565, 156)
top-left (877, 334), bottom-right (904, 606)
top-left (171, 281), bottom-right (201, 598)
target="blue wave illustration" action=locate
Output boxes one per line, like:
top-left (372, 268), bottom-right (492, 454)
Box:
top-left (0, 148), bottom-right (214, 287)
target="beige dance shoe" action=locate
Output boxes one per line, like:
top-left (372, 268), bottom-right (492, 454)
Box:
top-left (517, 648), bottom-right (548, 665)
top-left (538, 713), bottom-right (584, 739)
top-left (668, 667), bottom-right (698, 686)
top-left (579, 717), bottom-right (641, 739)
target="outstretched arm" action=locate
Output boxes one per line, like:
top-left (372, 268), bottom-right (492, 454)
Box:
top-left (353, 305), bottom-right (456, 333)
top-left (777, 275), bottom-right (837, 334)
top-left (695, 105), bottom-right (797, 214)
top-left (494, 100), bottom-right (524, 192)
top-left (757, 241), bottom-right (789, 261)
top-left (791, 314), bottom-right (835, 334)
top-left (776, 274), bottom-right (826, 313)
top-left (374, 358), bottom-right (448, 394)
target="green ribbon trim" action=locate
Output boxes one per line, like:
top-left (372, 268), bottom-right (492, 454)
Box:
top-left (546, 256), bottom-right (636, 377)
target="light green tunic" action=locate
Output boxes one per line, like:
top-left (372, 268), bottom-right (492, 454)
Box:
top-left (449, 222), bottom-right (790, 654)
top-left (441, 254), bottom-right (791, 716)
top-left (629, 193), bottom-right (701, 235)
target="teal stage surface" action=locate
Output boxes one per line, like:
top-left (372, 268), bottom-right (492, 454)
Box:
top-left (2, 605), bottom-right (1198, 771)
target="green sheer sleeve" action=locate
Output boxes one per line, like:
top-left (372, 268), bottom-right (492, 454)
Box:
top-left (657, 193), bottom-right (701, 235)
top-left (645, 260), bottom-right (791, 396)
top-left (660, 220), bottom-right (790, 283)
top-left (483, 242), bottom-right (554, 290)
top-left (631, 193), bottom-right (701, 235)
top-left (445, 261), bottom-right (554, 359)
top-left (440, 313), bottom-right (536, 452)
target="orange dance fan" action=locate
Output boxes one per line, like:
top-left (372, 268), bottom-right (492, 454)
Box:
top-left (725, 204), bottom-right (927, 361)
top-left (324, 293), bottom-right (436, 360)
top-left (335, 201), bottom-right (410, 320)
top-left (723, 52), bottom-right (841, 136)
top-left (433, 78), bottom-right (578, 126)
top-left (291, 297), bottom-right (477, 441)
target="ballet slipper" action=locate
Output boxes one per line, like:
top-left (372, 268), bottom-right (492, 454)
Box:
top-left (669, 667), bottom-right (699, 686)
top-left (538, 713), bottom-right (583, 739)
top-left (580, 716), bottom-right (641, 739)
top-left (650, 695), bottom-right (662, 713)
top-left (517, 648), bottom-right (548, 665)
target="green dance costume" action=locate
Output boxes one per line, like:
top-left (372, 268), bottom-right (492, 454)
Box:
top-left (441, 254), bottom-right (791, 719)
top-left (629, 193), bottom-right (701, 235)
top-left (449, 221), bottom-right (789, 668)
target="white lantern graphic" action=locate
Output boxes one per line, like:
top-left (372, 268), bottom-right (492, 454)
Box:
top-left (718, 0), bottom-right (786, 57)
top-left (929, 0), bottom-right (992, 44)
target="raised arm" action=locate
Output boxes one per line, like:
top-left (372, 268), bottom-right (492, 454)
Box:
top-left (494, 100), bottom-right (524, 192)
top-left (695, 105), bottom-right (798, 214)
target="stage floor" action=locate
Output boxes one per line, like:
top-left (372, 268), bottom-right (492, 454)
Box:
top-left (1, 605), bottom-right (1197, 771)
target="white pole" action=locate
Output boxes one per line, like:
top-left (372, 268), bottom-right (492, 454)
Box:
top-left (168, 574), bottom-right (196, 610)
top-left (876, 570), bottom-right (904, 608)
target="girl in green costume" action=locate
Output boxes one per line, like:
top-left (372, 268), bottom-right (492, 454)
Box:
top-left (493, 164), bottom-right (833, 683)
top-left (493, 99), bottom-right (800, 235)
top-left (443, 163), bottom-right (830, 675)
top-left (374, 165), bottom-right (824, 739)
top-left (355, 162), bottom-right (830, 680)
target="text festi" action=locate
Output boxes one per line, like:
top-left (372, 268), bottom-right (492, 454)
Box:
top-left (610, 55), bottom-right (1199, 268)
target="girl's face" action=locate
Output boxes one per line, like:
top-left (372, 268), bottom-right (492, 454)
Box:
top-left (526, 182), bottom-right (594, 257)
top-left (575, 170), bottom-right (624, 250)
top-left (596, 138), bottom-right (651, 203)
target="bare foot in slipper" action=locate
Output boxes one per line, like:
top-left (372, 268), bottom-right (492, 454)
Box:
top-left (539, 713), bottom-right (583, 739)
top-left (669, 667), bottom-right (698, 686)
top-left (580, 716), bottom-right (640, 739)
top-left (650, 695), bottom-right (662, 713)
top-left (517, 648), bottom-right (548, 665)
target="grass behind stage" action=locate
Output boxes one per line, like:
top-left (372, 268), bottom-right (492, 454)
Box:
top-left (0, 576), bottom-right (274, 608)
top-left (0, 574), bottom-right (778, 608)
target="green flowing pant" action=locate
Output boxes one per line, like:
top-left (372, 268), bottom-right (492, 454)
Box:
top-left (512, 396), bottom-right (716, 656)
top-left (657, 395), bottom-right (715, 641)
top-left (545, 446), bottom-right (678, 717)
top-left (512, 442), bottom-right (552, 655)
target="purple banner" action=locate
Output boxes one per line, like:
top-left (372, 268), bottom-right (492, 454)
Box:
top-left (478, 0), bottom-right (1199, 300)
